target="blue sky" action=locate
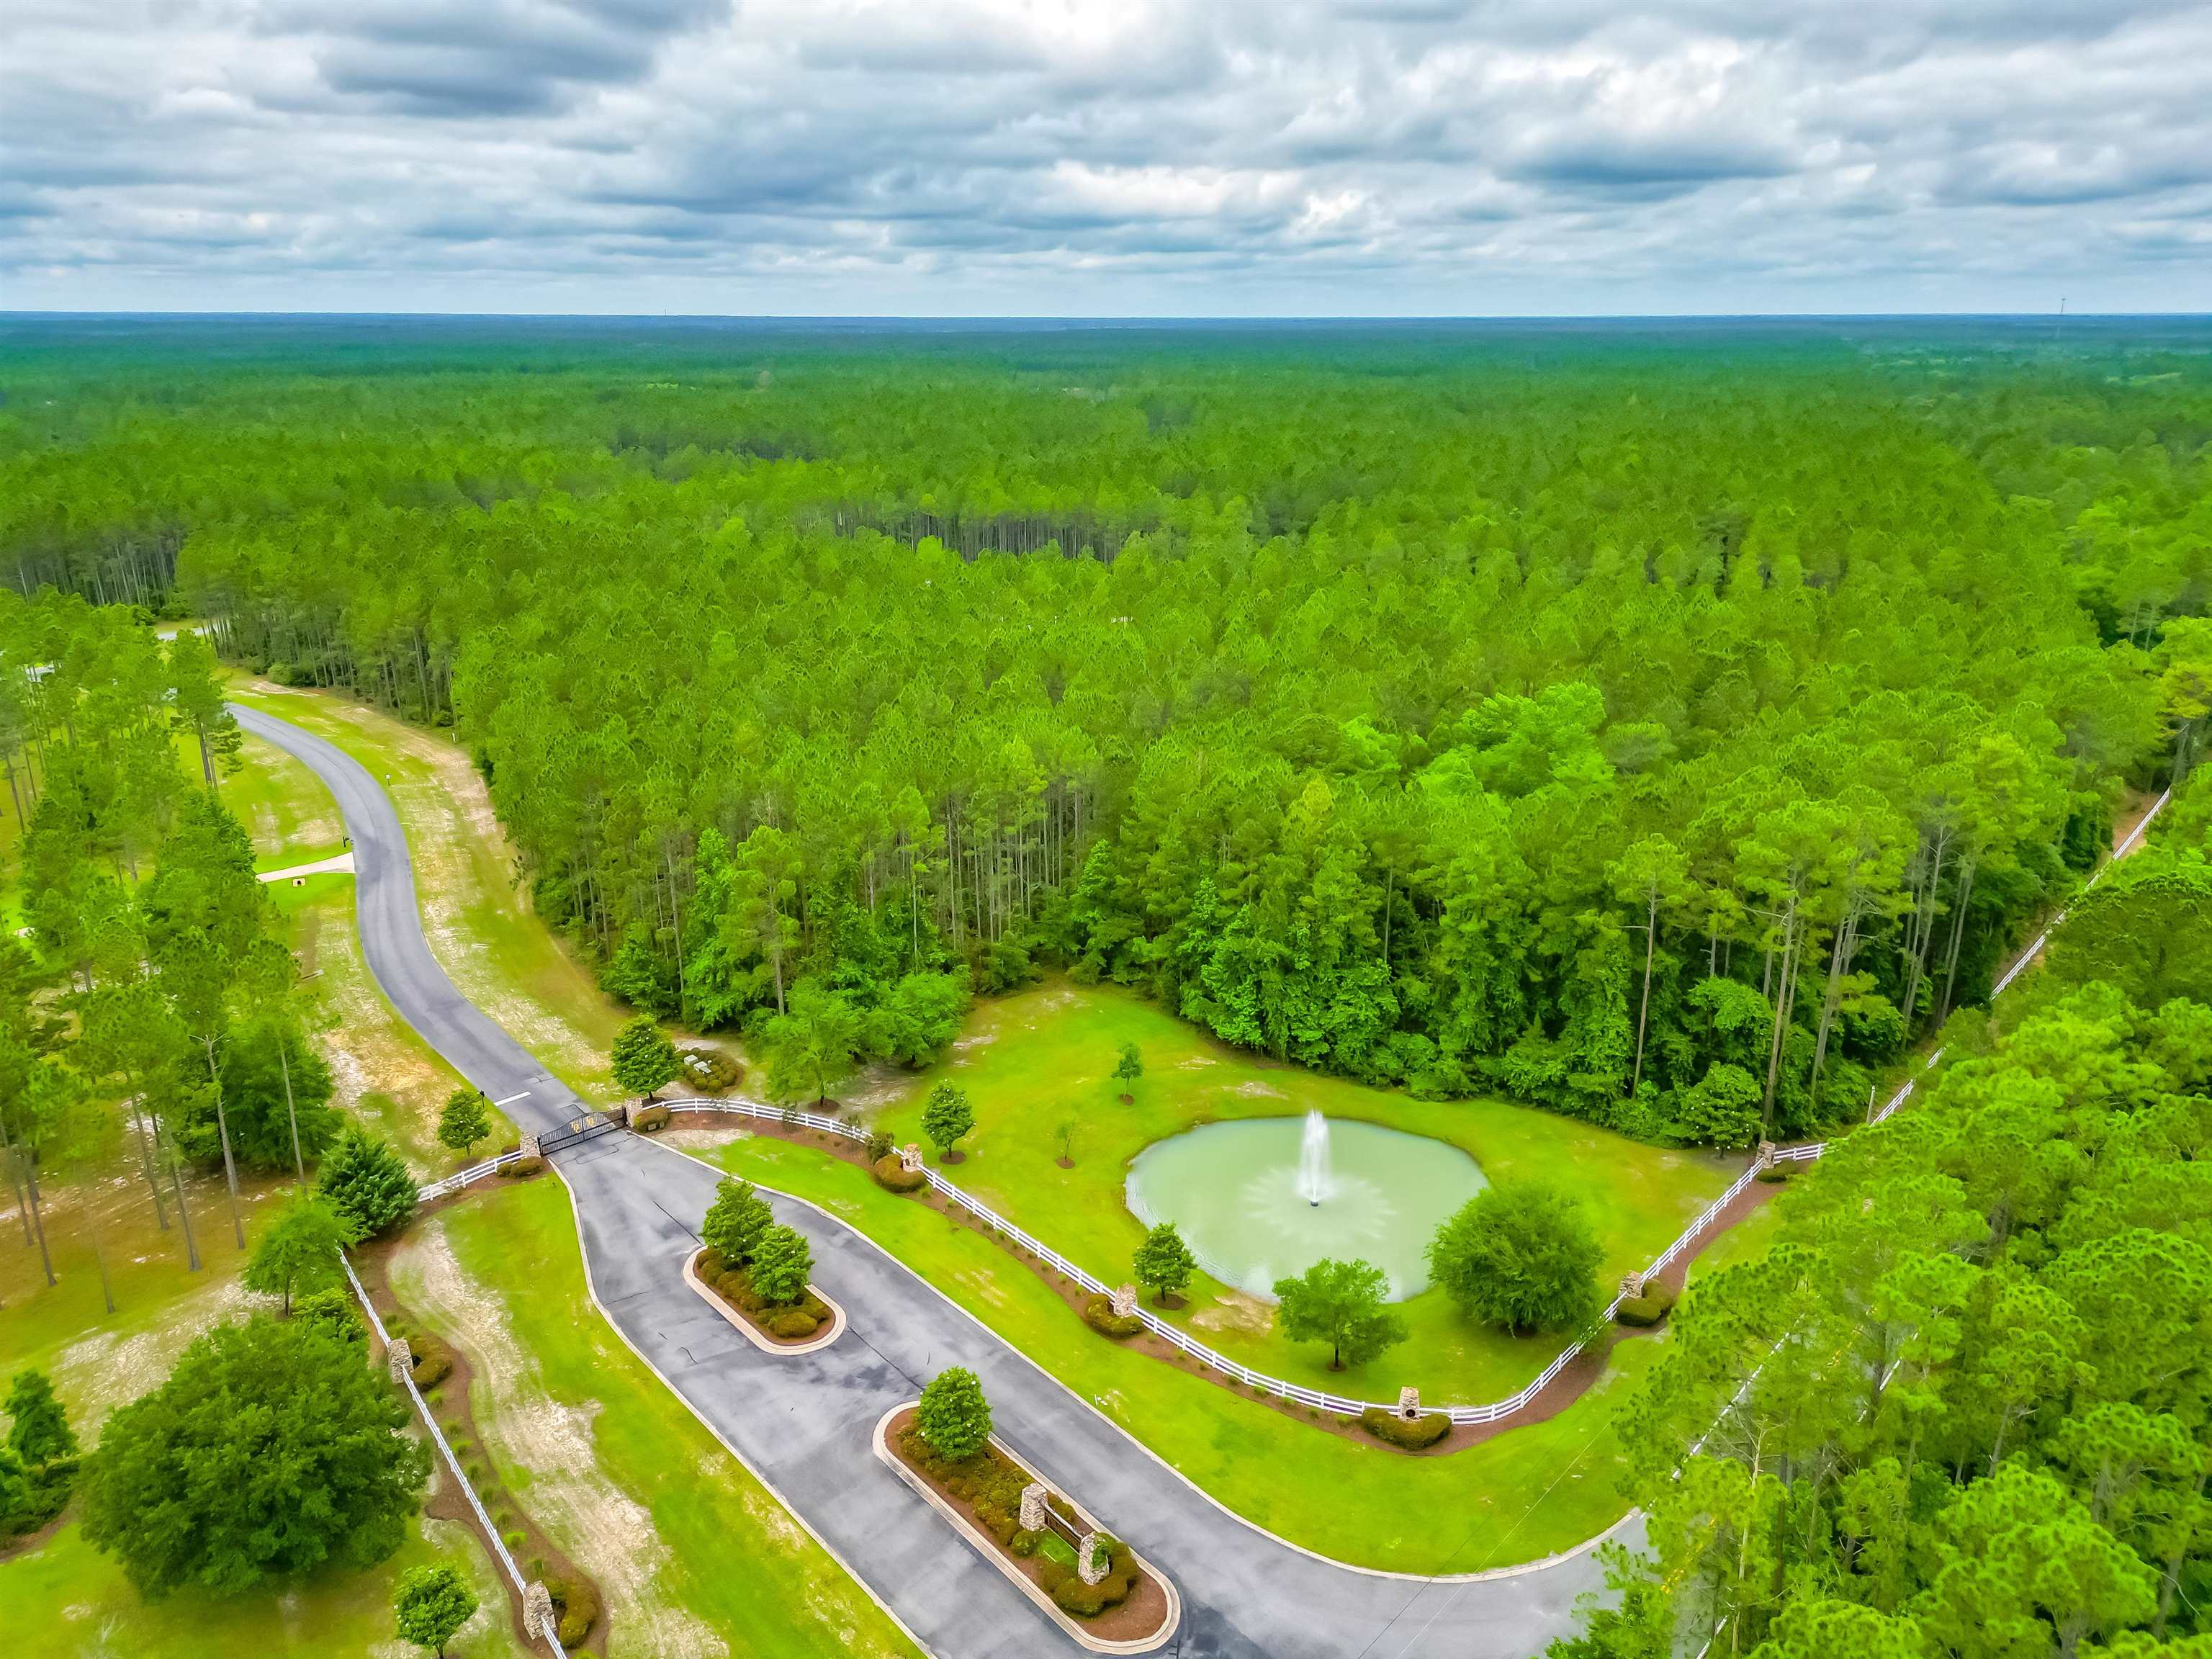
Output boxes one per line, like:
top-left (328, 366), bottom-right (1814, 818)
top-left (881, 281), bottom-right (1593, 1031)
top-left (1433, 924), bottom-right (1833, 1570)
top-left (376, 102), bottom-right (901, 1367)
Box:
top-left (3, 1), bottom-right (2208, 315)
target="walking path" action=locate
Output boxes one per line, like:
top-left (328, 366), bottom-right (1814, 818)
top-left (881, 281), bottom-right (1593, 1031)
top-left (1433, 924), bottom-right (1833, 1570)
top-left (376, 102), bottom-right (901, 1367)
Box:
top-left (231, 703), bottom-right (1617, 1659)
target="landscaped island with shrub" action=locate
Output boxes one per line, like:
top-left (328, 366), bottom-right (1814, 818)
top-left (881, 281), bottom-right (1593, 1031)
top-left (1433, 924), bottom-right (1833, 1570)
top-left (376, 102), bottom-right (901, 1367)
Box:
top-left (694, 1178), bottom-right (836, 1344)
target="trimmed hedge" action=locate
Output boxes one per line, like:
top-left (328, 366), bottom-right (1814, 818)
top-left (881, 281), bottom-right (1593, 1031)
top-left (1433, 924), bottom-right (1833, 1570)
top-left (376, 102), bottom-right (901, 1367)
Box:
top-left (408, 1342), bottom-right (454, 1389)
top-left (1616, 1282), bottom-right (1680, 1326)
top-left (498, 1155), bottom-right (545, 1179)
top-left (546, 1575), bottom-right (601, 1646)
top-left (630, 1104), bottom-right (672, 1133)
top-left (1038, 1537), bottom-right (1142, 1618)
top-left (1755, 1162), bottom-right (1794, 1184)
top-left (709, 1259), bottom-right (830, 1339)
top-left (872, 1154), bottom-right (926, 1193)
top-left (1081, 1295), bottom-right (1144, 1339)
top-left (1358, 1408), bottom-right (1452, 1449)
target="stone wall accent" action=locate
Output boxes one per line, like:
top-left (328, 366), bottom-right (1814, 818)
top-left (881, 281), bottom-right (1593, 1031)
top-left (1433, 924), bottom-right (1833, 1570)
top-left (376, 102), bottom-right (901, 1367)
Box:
top-left (1396, 1386), bottom-right (1421, 1421)
top-left (386, 1336), bottom-right (413, 1387)
top-left (1110, 1283), bottom-right (1138, 1319)
top-left (523, 1580), bottom-right (556, 1644)
top-left (899, 1142), bottom-right (925, 1174)
top-left (1020, 1482), bottom-right (1049, 1532)
top-left (1077, 1532), bottom-right (1108, 1586)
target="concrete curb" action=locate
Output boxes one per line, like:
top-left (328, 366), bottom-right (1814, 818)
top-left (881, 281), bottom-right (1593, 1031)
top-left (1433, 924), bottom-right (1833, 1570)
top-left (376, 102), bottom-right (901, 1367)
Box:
top-left (870, 1403), bottom-right (1182, 1655)
top-left (683, 1247), bottom-right (847, 1355)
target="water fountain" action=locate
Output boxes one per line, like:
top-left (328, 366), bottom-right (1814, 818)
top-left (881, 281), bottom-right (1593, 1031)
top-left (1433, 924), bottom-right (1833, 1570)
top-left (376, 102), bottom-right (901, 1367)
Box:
top-left (1297, 1110), bottom-right (1331, 1206)
top-left (1126, 1112), bottom-right (1485, 1302)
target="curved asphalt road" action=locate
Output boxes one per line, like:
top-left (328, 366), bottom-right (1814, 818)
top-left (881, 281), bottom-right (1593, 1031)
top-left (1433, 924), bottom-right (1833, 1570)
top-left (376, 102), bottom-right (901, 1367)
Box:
top-left (235, 701), bottom-right (1614, 1659)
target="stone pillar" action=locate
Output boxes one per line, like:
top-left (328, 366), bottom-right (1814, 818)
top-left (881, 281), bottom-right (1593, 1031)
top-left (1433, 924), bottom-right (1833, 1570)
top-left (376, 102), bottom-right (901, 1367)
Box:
top-left (1756, 1139), bottom-right (1776, 1170)
top-left (386, 1337), bottom-right (413, 1388)
top-left (1020, 1483), bottom-right (1049, 1532)
top-left (520, 1134), bottom-right (541, 1160)
top-left (1077, 1532), bottom-right (1108, 1586)
top-left (1620, 1271), bottom-right (1646, 1300)
top-left (522, 1581), bottom-right (556, 1645)
top-left (1110, 1283), bottom-right (1138, 1319)
top-left (899, 1142), bottom-right (924, 1174)
top-left (1397, 1386), bottom-right (1421, 1421)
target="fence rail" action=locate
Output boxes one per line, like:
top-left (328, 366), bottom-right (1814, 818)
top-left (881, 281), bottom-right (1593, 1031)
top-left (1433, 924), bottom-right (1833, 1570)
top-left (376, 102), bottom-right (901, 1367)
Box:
top-left (341, 1253), bottom-right (565, 1657)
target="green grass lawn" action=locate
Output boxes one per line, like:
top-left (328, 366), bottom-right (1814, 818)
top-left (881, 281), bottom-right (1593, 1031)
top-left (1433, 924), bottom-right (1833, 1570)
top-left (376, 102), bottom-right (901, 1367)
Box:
top-left (406, 1177), bottom-right (920, 1659)
top-left (227, 680), bottom-right (625, 1102)
top-left (225, 729), bottom-right (348, 871)
top-left (860, 978), bottom-right (1737, 1403)
top-left (698, 1130), bottom-right (1655, 1573)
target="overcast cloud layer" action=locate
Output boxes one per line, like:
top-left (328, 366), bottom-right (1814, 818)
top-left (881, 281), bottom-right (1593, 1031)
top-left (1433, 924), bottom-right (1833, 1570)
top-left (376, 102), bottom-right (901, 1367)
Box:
top-left (4, 0), bottom-right (2209, 314)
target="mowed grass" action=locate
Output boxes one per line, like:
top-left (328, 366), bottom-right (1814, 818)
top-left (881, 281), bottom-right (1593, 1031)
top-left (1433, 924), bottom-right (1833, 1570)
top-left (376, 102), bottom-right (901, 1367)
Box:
top-left (226, 679), bottom-right (626, 1103)
top-left (225, 729), bottom-right (348, 871)
top-left (418, 1176), bottom-right (921, 1659)
top-left (696, 1129), bottom-right (1653, 1574)
top-left (863, 978), bottom-right (1737, 1403)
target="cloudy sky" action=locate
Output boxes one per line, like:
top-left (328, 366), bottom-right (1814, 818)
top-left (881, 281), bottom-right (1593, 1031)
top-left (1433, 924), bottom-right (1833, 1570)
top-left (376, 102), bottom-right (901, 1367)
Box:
top-left (4, 0), bottom-right (2208, 315)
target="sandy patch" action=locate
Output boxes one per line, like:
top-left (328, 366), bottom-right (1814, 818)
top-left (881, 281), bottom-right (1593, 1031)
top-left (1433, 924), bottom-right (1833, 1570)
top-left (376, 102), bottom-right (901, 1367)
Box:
top-left (1176, 1055), bottom-right (1217, 1071)
top-left (395, 1221), bottom-right (728, 1659)
top-left (55, 1278), bottom-right (257, 1434)
top-left (1231, 1081), bottom-right (1287, 1100)
top-left (1188, 1289), bottom-right (1274, 1338)
top-left (657, 1121), bottom-right (755, 1154)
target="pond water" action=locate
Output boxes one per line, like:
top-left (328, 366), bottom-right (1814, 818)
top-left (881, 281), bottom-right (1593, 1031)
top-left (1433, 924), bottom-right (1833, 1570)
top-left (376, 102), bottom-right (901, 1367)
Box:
top-left (1124, 1115), bottom-right (1486, 1303)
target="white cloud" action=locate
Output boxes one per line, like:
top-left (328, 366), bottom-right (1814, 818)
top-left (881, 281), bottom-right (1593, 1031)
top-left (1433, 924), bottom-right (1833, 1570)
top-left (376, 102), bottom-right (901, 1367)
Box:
top-left (1, 0), bottom-right (2208, 311)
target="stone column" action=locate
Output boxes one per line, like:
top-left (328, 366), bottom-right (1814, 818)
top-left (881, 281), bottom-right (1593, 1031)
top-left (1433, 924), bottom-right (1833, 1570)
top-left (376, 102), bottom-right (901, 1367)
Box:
top-left (520, 1134), bottom-right (541, 1160)
top-left (1397, 1386), bottom-right (1421, 1421)
top-left (898, 1142), bottom-right (924, 1174)
top-left (523, 1581), bottom-right (556, 1645)
top-left (1756, 1139), bottom-right (1776, 1169)
top-left (1020, 1483), bottom-right (1049, 1532)
top-left (1110, 1283), bottom-right (1138, 1319)
top-left (1077, 1532), bottom-right (1108, 1586)
top-left (386, 1337), bottom-right (413, 1388)
top-left (1619, 1271), bottom-right (1646, 1300)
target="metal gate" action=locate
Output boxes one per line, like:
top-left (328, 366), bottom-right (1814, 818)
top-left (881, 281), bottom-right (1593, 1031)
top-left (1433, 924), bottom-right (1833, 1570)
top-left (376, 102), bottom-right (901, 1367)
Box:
top-left (538, 1110), bottom-right (626, 1156)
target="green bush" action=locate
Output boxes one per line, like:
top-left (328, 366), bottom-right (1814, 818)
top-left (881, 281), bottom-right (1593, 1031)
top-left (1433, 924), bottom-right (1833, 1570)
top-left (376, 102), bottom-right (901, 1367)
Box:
top-left (678, 1046), bottom-right (743, 1093)
top-left (865, 1128), bottom-right (895, 1163)
top-left (503, 1529), bottom-right (526, 1548)
top-left (872, 1154), bottom-right (925, 1193)
top-left (1358, 1407), bottom-right (1452, 1449)
top-left (1048, 1538), bottom-right (1141, 1618)
top-left (916, 1368), bottom-right (992, 1462)
top-left (408, 1345), bottom-right (454, 1390)
top-left (1756, 1161), bottom-right (1795, 1184)
top-left (750, 1223), bottom-right (814, 1306)
top-left (498, 1154), bottom-right (545, 1178)
top-left (630, 1103), bottom-right (673, 1132)
top-left (765, 1306), bottom-right (822, 1340)
top-left (1081, 1295), bottom-right (1144, 1339)
top-left (547, 1575), bottom-right (601, 1646)
top-left (1615, 1282), bottom-right (1680, 1326)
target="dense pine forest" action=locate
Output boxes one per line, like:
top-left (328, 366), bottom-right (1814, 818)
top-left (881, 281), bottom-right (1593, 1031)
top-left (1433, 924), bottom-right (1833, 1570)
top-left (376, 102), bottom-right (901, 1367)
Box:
top-left (4, 317), bottom-right (2209, 1151)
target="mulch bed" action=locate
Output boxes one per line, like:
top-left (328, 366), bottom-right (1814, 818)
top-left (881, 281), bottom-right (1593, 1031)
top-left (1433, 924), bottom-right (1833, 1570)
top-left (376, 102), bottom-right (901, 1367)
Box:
top-left (354, 1199), bottom-right (607, 1654)
top-left (692, 1112), bottom-right (1781, 1455)
top-left (693, 1249), bottom-right (832, 1344)
top-left (885, 1405), bottom-right (1171, 1645)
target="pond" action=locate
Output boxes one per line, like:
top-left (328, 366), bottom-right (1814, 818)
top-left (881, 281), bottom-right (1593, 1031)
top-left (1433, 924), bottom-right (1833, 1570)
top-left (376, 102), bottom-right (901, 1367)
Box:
top-left (1124, 1113), bottom-right (1486, 1303)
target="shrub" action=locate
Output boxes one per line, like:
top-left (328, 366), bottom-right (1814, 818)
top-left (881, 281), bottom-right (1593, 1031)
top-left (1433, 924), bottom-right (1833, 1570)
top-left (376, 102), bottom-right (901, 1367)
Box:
top-left (1756, 1161), bottom-right (1795, 1184)
top-left (865, 1129), bottom-right (895, 1163)
top-left (409, 1344), bottom-right (454, 1390)
top-left (916, 1367), bottom-right (992, 1462)
top-left (678, 1046), bottom-right (743, 1093)
top-left (1615, 1282), bottom-right (1680, 1326)
top-left (764, 1307), bottom-right (822, 1340)
top-left (630, 1103), bottom-right (672, 1133)
top-left (873, 1154), bottom-right (925, 1193)
top-left (498, 1154), bottom-right (545, 1178)
top-left (1081, 1295), bottom-right (1144, 1339)
top-left (546, 1575), bottom-right (601, 1646)
top-left (611, 1015), bottom-right (681, 1101)
top-left (317, 1125), bottom-right (418, 1238)
top-left (1358, 1407), bottom-right (1452, 1449)
top-left (1049, 1539), bottom-right (1141, 1617)
top-left (504, 1528), bottom-right (526, 1548)
top-left (295, 1287), bottom-right (367, 1349)
top-left (1426, 1181), bottom-right (1604, 1335)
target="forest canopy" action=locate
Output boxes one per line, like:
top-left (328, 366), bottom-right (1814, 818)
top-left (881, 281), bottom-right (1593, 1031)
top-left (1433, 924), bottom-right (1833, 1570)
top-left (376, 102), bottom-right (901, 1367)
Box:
top-left (4, 315), bottom-right (2208, 1146)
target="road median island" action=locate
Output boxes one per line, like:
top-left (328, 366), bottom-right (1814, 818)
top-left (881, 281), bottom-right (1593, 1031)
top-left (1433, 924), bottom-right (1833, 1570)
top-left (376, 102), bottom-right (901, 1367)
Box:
top-left (872, 1403), bottom-right (1180, 1655)
top-left (685, 1246), bottom-right (846, 1354)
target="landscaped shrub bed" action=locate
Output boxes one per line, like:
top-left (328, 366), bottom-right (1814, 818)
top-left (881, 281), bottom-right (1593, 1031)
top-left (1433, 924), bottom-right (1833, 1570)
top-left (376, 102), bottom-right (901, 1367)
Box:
top-left (1614, 1282), bottom-right (1680, 1327)
top-left (629, 1103), bottom-right (673, 1132)
top-left (1357, 1407), bottom-right (1453, 1449)
top-left (889, 1408), bottom-right (1166, 1635)
top-left (872, 1154), bottom-right (926, 1193)
top-left (1082, 1294), bottom-right (1145, 1339)
top-left (678, 1046), bottom-right (743, 1093)
top-left (697, 1248), bottom-right (832, 1342)
top-left (498, 1154), bottom-right (545, 1179)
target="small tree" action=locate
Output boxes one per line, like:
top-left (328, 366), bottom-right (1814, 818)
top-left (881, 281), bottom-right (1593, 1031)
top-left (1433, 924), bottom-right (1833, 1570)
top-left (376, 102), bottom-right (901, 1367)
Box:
top-left (1426, 1181), bottom-right (1604, 1335)
top-left (750, 1223), bottom-right (813, 1307)
top-left (1113, 1043), bottom-right (1143, 1102)
top-left (915, 1367), bottom-right (991, 1462)
top-left (611, 1015), bottom-right (681, 1102)
top-left (1132, 1221), bottom-right (1197, 1305)
top-left (5, 1369), bottom-right (77, 1468)
top-left (243, 1190), bottom-right (363, 1315)
top-left (394, 1560), bottom-right (477, 1658)
top-left (1272, 1257), bottom-right (1407, 1371)
top-left (701, 1177), bottom-right (774, 1267)
top-left (436, 1090), bottom-right (490, 1161)
top-left (318, 1125), bottom-right (418, 1238)
top-left (921, 1080), bottom-right (975, 1161)
top-left (760, 980), bottom-right (863, 1105)
top-left (1053, 1113), bottom-right (1078, 1166)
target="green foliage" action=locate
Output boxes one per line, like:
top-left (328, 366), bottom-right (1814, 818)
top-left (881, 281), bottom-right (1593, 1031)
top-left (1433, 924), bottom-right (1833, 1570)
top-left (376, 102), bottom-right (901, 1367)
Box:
top-left (1272, 1257), bottom-right (1407, 1372)
top-left (1358, 1407), bottom-right (1452, 1449)
top-left (921, 1079), bottom-right (975, 1156)
top-left (392, 1560), bottom-right (477, 1656)
top-left (1667, 1061), bottom-right (1764, 1148)
top-left (610, 1014), bottom-right (681, 1100)
top-left (243, 1189), bottom-right (364, 1314)
top-left (871, 1153), bottom-right (926, 1192)
top-left (1082, 1294), bottom-right (1145, 1338)
top-left (295, 1285), bottom-right (369, 1349)
top-left (318, 1123), bottom-right (420, 1238)
top-left (5, 1368), bottom-right (78, 1468)
top-left (1613, 1282), bottom-right (1678, 1327)
top-left (1131, 1220), bottom-right (1197, 1304)
top-left (1113, 1043), bottom-right (1143, 1089)
top-left (702, 1177), bottom-right (774, 1267)
top-left (436, 1089), bottom-right (490, 1158)
top-left (748, 1223), bottom-right (814, 1307)
top-left (759, 980), bottom-right (863, 1105)
top-left (1427, 1181), bottom-right (1605, 1335)
top-left (916, 1367), bottom-right (992, 1462)
top-left (78, 1314), bottom-right (429, 1597)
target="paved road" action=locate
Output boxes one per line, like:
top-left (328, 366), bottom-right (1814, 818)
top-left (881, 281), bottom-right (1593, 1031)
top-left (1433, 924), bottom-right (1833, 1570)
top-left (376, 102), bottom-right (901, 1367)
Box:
top-left (235, 702), bottom-right (1616, 1659)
